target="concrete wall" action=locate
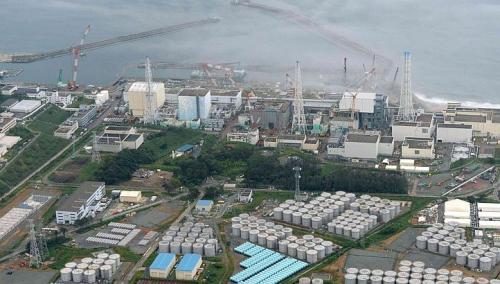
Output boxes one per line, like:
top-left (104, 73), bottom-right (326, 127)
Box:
top-left (392, 124), bottom-right (431, 141)
top-left (345, 141), bottom-right (379, 160)
top-left (436, 126), bottom-right (473, 143)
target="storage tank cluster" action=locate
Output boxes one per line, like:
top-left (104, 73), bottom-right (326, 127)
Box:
top-left (344, 259), bottom-right (500, 284)
top-left (60, 253), bottom-right (121, 283)
top-left (327, 210), bottom-right (378, 239)
top-left (232, 214), bottom-right (341, 263)
top-left (160, 221), bottom-right (218, 257)
top-left (273, 192), bottom-right (401, 232)
top-left (415, 222), bottom-right (500, 272)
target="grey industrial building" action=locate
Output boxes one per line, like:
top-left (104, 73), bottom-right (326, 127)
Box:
top-left (251, 101), bottom-right (291, 130)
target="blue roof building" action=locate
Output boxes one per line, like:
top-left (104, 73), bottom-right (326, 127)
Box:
top-left (176, 253), bottom-right (202, 280)
top-left (149, 253), bottom-right (176, 279)
top-left (176, 144), bottom-right (194, 153)
top-left (195, 200), bottom-right (214, 213)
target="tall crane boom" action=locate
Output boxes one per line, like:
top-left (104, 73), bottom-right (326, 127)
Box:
top-left (70, 25), bottom-right (91, 90)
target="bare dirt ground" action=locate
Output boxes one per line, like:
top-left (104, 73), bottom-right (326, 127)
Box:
top-left (48, 157), bottom-right (89, 183)
top-left (119, 171), bottom-right (173, 189)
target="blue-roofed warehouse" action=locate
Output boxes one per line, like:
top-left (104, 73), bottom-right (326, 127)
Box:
top-left (195, 199), bottom-right (214, 213)
top-left (176, 253), bottom-right (202, 280)
top-left (149, 253), bottom-right (176, 279)
top-left (173, 144), bottom-right (194, 158)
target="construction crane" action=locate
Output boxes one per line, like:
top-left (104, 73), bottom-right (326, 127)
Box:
top-left (0, 18), bottom-right (220, 63)
top-left (345, 58), bottom-right (377, 129)
top-left (68, 25), bottom-right (91, 91)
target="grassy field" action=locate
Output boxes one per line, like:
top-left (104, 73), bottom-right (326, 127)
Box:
top-left (112, 247), bottom-right (142, 262)
top-left (0, 105), bottom-right (71, 195)
top-left (48, 244), bottom-right (102, 269)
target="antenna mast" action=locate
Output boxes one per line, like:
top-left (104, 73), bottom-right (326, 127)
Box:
top-left (292, 61), bottom-right (306, 134)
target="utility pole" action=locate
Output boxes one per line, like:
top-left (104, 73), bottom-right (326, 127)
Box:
top-left (293, 166), bottom-right (302, 201)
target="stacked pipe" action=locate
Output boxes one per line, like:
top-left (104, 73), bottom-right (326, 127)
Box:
top-left (161, 222), bottom-right (218, 257)
top-left (415, 222), bottom-right (500, 272)
top-left (273, 192), bottom-right (401, 233)
top-left (232, 214), bottom-right (341, 263)
top-left (60, 253), bottom-right (121, 283)
top-left (345, 259), bottom-right (500, 284)
top-left (327, 210), bottom-right (378, 239)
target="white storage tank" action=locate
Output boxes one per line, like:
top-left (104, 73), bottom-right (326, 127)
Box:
top-left (479, 256), bottom-right (492, 271)
top-left (449, 244), bottom-right (461, 257)
top-left (65, 262), bottom-right (77, 269)
top-left (455, 250), bottom-right (467, 265)
top-left (89, 264), bottom-right (101, 278)
top-left (97, 253), bottom-right (109, 260)
top-left (416, 236), bottom-right (427, 249)
top-left (371, 275), bottom-right (383, 284)
top-left (278, 240), bottom-right (289, 253)
top-left (232, 223), bottom-right (242, 237)
top-left (159, 241), bottom-right (170, 253)
top-left (306, 249), bottom-right (318, 263)
top-left (427, 238), bottom-right (439, 253)
top-left (181, 242), bottom-right (193, 254)
top-left (359, 268), bottom-right (371, 275)
top-left (302, 214), bottom-right (312, 227)
top-left (351, 228), bottom-right (360, 239)
top-left (204, 243), bottom-right (216, 257)
top-left (266, 235), bottom-right (278, 249)
top-left (383, 277), bottom-right (396, 284)
top-left (84, 269), bottom-right (96, 283)
top-left (60, 268), bottom-right (72, 282)
top-left (193, 243), bottom-right (204, 255)
top-left (311, 216), bottom-right (322, 229)
top-left (484, 251), bottom-right (497, 264)
top-left (104, 259), bottom-right (117, 273)
top-left (292, 212), bottom-right (303, 225)
top-left (170, 241), bottom-right (181, 254)
top-left (283, 210), bottom-right (293, 222)
top-left (288, 243), bottom-right (299, 257)
top-left (345, 274), bottom-right (357, 284)
top-left (240, 227), bottom-right (251, 240)
top-left (314, 245), bottom-right (325, 259)
top-left (357, 274), bottom-right (370, 284)
top-left (282, 227), bottom-right (293, 238)
top-left (467, 254), bottom-right (480, 269)
top-left (257, 233), bottom-right (268, 246)
top-left (438, 241), bottom-right (450, 255)
top-left (273, 207), bottom-right (284, 220)
top-left (72, 268), bottom-right (84, 283)
top-left (81, 257), bottom-right (93, 265)
top-left (92, 258), bottom-right (104, 266)
top-left (299, 277), bottom-right (312, 284)
top-left (249, 230), bottom-right (259, 243)
top-left (297, 246), bottom-right (307, 260)
top-left (76, 263), bottom-right (88, 270)
top-left (321, 241), bottom-right (333, 254)
top-left (100, 264), bottom-right (113, 280)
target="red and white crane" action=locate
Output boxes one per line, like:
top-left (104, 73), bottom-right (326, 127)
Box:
top-left (68, 25), bottom-right (91, 90)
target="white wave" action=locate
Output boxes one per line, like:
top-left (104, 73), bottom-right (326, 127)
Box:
top-left (414, 92), bottom-right (500, 109)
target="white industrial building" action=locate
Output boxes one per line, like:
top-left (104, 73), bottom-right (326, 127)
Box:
top-left (443, 102), bottom-right (500, 137)
top-left (401, 137), bottom-right (435, 159)
top-left (444, 199), bottom-right (500, 229)
top-left (55, 182), bottom-right (105, 224)
top-left (9, 100), bottom-right (42, 113)
top-left (392, 113), bottom-right (435, 142)
top-left (327, 133), bottom-right (394, 160)
top-left (94, 126), bottom-right (144, 153)
top-left (175, 254), bottom-right (202, 281)
top-left (149, 253), bottom-right (176, 279)
top-left (443, 199), bottom-right (471, 227)
top-left (436, 123), bottom-right (473, 143)
top-left (195, 200), bottom-right (213, 213)
top-left (125, 81), bottom-right (166, 118)
top-left (119, 191), bottom-right (142, 203)
top-left (238, 189), bottom-right (253, 203)
top-left (177, 88), bottom-right (211, 121)
top-left (48, 91), bottom-right (74, 106)
top-left (211, 90), bottom-right (242, 110)
top-left (54, 121), bottom-right (79, 139)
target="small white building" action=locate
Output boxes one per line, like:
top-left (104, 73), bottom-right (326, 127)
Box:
top-left (401, 137), bottom-right (435, 159)
top-left (238, 189), bottom-right (253, 203)
top-left (9, 100), bottom-right (42, 113)
top-left (119, 191), bottom-right (142, 203)
top-left (55, 182), bottom-right (105, 224)
top-left (378, 136), bottom-right (395, 156)
top-left (54, 121), bottom-right (78, 139)
top-left (436, 123), bottom-right (473, 143)
top-left (195, 200), bottom-right (213, 213)
top-left (48, 91), bottom-right (74, 106)
top-left (392, 113), bottom-right (435, 142)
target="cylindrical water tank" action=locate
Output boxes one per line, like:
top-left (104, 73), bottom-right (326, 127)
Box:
top-left (104, 259), bottom-right (117, 273)
top-left (100, 265), bottom-right (112, 280)
top-left (97, 253), bottom-right (109, 260)
top-left (273, 207), bottom-right (283, 220)
top-left (266, 235), bottom-right (278, 249)
top-left (60, 268), bottom-right (72, 282)
top-left (306, 249), bottom-right (318, 263)
top-left (173, 236), bottom-right (185, 243)
top-left (65, 262), bottom-right (77, 269)
top-left (489, 246), bottom-right (500, 263)
top-left (467, 254), bottom-right (480, 269)
top-left (484, 251), bottom-right (497, 264)
top-left (423, 274), bottom-right (435, 281)
top-left (159, 241), bottom-right (170, 253)
top-left (302, 214), bottom-right (312, 227)
top-left (463, 277), bottom-right (475, 284)
top-left (438, 241), bottom-right (450, 255)
top-left (84, 269), bottom-right (96, 283)
top-left (249, 230), bottom-right (259, 243)
top-left (416, 236), bottom-right (427, 249)
top-left (76, 263), bottom-right (88, 270)
top-left (456, 251), bottom-right (467, 265)
top-left (380, 209), bottom-right (391, 222)
top-left (398, 272), bottom-right (410, 279)
top-left (193, 243), bottom-right (204, 255)
top-left (477, 278), bottom-right (490, 284)
top-left (449, 244), bottom-right (461, 257)
top-left (257, 233), bottom-right (268, 246)
top-left (81, 257), bottom-right (93, 265)
top-left (283, 210), bottom-right (293, 222)
top-left (436, 275), bottom-right (448, 282)
top-left (385, 271), bottom-right (397, 277)
top-left (232, 223), bottom-right (242, 237)
top-left (343, 226), bottom-right (352, 238)
top-left (359, 268), bottom-right (371, 275)
top-left (408, 280), bottom-right (421, 284)
top-left (395, 278), bottom-right (408, 284)
top-left (89, 264), bottom-right (100, 278)
top-left (181, 242), bottom-right (192, 254)
top-left (204, 243), bottom-right (216, 257)
top-left (282, 227), bottom-right (293, 238)
top-left (423, 268), bottom-right (436, 275)
top-left (92, 258), bottom-right (104, 266)
top-left (292, 212), bottom-right (302, 225)
top-left (170, 242), bottom-right (181, 254)
top-left (449, 276), bottom-right (462, 283)
top-left (311, 216), bottom-right (322, 229)
top-left (240, 227), bottom-right (251, 240)
top-left (72, 268), bottom-right (84, 283)
top-left (299, 277), bottom-right (312, 284)
top-left (436, 269), bottom-right (448, 276)
top-left (345, 274), bottom-right (357, 284)
top-left (321, 241), bottom-right (333, 255)
top-left (314, 245), bottom-right (325, 259)
top-left (288, 243), bottom-right (299, 257)
top-left (357, 274), bottom-right (370, 284)
top-left (427, 238), bottom-right (438, 253)
top-left (479, 256), bottom-right (492, 271)
top-left (398, 266), bottom-right (411, 273)
top-left (383, 277), bottom-right (396, 284)
top-left (411, 267), bottom-right (424, 274)
top-left (278, 240), bottom-right (289, 253)
top-left (297, 246), bottom-right (307, 260)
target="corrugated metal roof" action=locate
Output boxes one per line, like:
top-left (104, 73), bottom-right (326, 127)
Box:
top-left (176, 144), bottom-right (194, 153)
top-left (177, 253), bottom-right (201, 271)
top-left (150, 253), bottom-right (175, 270)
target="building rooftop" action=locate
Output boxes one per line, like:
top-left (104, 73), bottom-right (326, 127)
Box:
top-left (127, 81), bottom-right (164, 93)
top-left (403, 137), bottom-right (433, 149)
top-left (196, 200), bottom-right (213, 207)
top-left (0, 98), bottom-right (18, 108)
top-left (278, 134), bottom-right (306, 141)
top-left (178, 88), bottom-right (209, 97)
top-left (416, 113), bottom-right (434, 123)
top-left (123, 134), bottom-right (142, 142)
top-left (176, 144), bottom-right (194, 153)
top-left (150, 253), bottom-right (176, 270)
top-left (105, 125), bottom-right (133, 132)
top-left (346, 134), bottom-right (379, 143)
top-left (211, 90), bottom-right (240, 97)
top-left (10, 100), bottom-right (41, 112)
top-left (438, 123), bottom-right (472, 129)
top-left (379, 136), bottom-right (394, 143)
top-left (177, 254), bottom-right (201, 272)
top-left (445, 114), bottom-right (486, 123)
top-left (57, 181), bottom-right (104, 212)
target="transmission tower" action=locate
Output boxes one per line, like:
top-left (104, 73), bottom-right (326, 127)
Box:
top-left (29, 220), bottom-right (42, 268)
top-left (397, 51), bottom-right (416, 121)
top-left (143, 57), bottom-right (157, 124)
top-left (292, 61), bottom-right (306, 134)
top-left (37, 231), bottom-right (49, 261)
top-left (293, 166), bottom-right (302, 201)
top-left (91, 132), bottom-right (101, 163)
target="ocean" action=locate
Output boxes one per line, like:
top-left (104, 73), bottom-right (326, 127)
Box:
top-left (1, 0), bottom-right (499, 106)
